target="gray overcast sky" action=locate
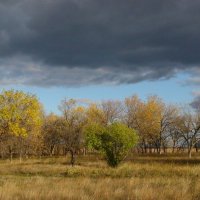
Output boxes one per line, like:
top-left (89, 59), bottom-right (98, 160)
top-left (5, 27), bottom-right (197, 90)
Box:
top-left (0, 0), bottom-right (200, 86)
top-left (0, 0), bottom-right (200, 112)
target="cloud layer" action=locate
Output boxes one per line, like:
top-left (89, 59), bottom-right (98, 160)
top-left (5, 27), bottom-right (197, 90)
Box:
top-left (0, 0), bottom-right (200, 86)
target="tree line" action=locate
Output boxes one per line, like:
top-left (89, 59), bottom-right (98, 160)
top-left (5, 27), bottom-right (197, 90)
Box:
top-left (0, 90), bottom-right (200, 167)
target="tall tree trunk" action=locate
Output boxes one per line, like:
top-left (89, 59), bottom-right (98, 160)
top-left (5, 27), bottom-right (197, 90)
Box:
top-left (69, 149), bottom-right (75, 166)
top-left (144, 142), bottom-right (147, 154)
top-left (19, 137), bottom-right (23, 163)
top-left (172, 140), bottom-right (176, 153)
top-left (163, 144), bottom-right (166, 154)
top-left (50, 145), bottom-right (55, 157)
top-left (83, 147), bottom-right (86, 156)
top-left (9, 146), bottom-right (13, 163)
top-left (19, 150), bottom-right (22, 163)
top-left (158, 133), bottom-right (162, 154)
top-left (188, 147), bottom-right (192, 158)
top-left (149, 144), bottom-right (152, 154)
top-left (195, 143), bottom-right (199, 153)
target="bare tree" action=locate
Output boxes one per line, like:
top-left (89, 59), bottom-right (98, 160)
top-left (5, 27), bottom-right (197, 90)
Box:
top-left (59, 99), bottom-right (86, 166)
top-left (101, 100), bottom-right (123, 125)
top-left (157, 105), bottom-right (180, 153)
top-left (178, 111), bottom-right (200, 158)
top-left (42, 114), bottom-right (63, 156)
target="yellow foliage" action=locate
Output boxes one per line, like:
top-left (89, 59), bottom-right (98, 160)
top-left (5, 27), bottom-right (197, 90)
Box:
top-left (0, 90), bottom-right (43, 138)
top-left (86, 103), bottom-right (105, 124)
top-left (125, 95), bottom-right (164, 142)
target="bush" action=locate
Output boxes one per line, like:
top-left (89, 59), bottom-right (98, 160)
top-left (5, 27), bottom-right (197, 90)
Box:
top-left (85, 122), bottom-right (138, 167)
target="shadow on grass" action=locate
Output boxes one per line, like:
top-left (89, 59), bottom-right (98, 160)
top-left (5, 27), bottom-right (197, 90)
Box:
top-left (129, 154), bottom-right (200, 165)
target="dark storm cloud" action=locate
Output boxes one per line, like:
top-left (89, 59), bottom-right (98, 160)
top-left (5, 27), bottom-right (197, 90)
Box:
top-left (0, 0), bottom-right (200, 86)
top-left (190, 95), bottom-right (200, 111)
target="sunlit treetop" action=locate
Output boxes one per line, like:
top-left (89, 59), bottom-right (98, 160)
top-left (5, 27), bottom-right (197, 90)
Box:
top-left (0, 90), bottom-right (43, 137)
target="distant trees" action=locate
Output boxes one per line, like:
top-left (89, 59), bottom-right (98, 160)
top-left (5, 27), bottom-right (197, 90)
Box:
top-left (100, 100), bottom-right (123, 125)
top-left (86, 103), bottom-right (105, 125)
top-left (159, 105), bottom-right (180, 153)
top-left (0, 89), bottom-right (199, 163)
top-left (178, 110), bottom-right (200, 158)
top-left (124, 95), bottom-right (162, 153)
top-left (43, 97), bottom-right (200, 159)
top-left (124, 95), bottom-right (185, 155)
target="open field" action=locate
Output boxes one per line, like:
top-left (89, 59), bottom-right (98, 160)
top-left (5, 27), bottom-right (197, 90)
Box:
top-left (0, 154), bottom-right (200, 200)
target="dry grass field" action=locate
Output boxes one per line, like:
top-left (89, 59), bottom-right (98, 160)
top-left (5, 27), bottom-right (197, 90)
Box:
top-left (0, 154), bottom-right (200, 200)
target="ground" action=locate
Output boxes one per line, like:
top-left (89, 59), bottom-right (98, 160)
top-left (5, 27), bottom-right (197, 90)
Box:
top-left (0, 154), bottom-right (200, 200)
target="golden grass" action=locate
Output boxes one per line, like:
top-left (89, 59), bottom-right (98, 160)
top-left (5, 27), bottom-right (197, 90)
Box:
top-left (0, 154), bottom-right (200, 199)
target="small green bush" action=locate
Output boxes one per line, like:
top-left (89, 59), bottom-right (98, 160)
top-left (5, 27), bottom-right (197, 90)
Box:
top-left (84, 122), bottom-right (138, 167)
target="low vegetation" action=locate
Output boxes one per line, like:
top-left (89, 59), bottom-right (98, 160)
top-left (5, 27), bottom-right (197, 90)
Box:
top-left (0, 154), bottom-right (200, 199)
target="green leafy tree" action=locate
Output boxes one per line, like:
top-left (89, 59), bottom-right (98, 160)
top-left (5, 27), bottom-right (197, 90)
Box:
top-left (85, 123), bottom-right (138, 167)
top-left (85, 123), bottom-right (104, 150)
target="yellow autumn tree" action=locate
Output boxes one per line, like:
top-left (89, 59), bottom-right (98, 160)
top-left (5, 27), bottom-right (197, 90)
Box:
top-left (86, 103), bottom-right (105, 125)
top-left (125, 95), bottom-right (163, 153)
top-left (139, 96), bottom-right (163, 152)
top-left (0, 90), bottom-right (43, 161)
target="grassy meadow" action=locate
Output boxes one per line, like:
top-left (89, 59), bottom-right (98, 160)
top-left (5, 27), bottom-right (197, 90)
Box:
top-left (0, 154), bottom-right (200, 200)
